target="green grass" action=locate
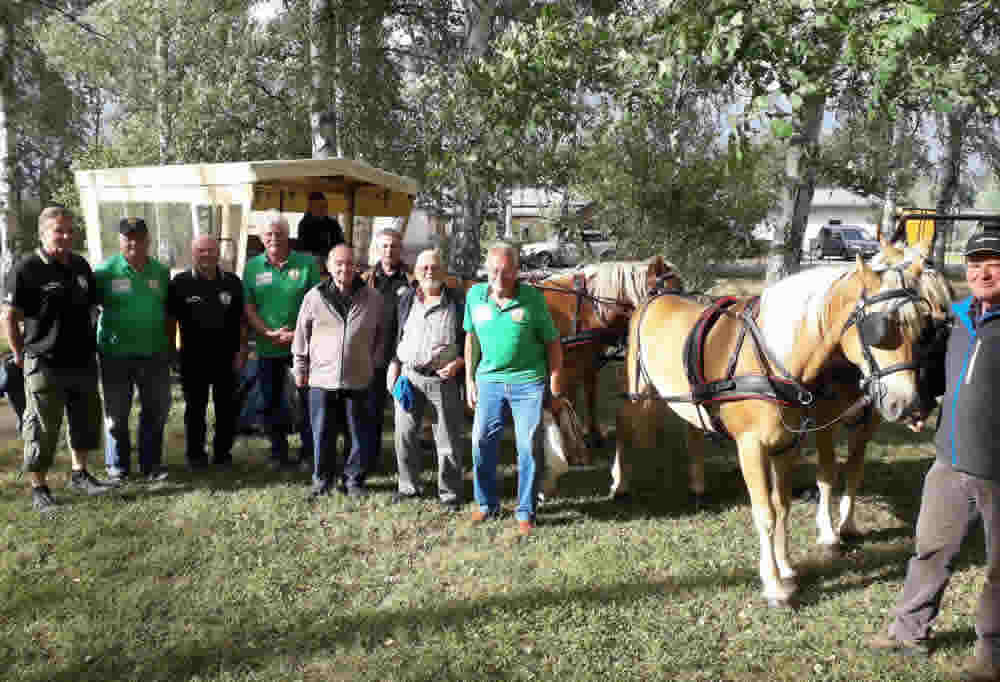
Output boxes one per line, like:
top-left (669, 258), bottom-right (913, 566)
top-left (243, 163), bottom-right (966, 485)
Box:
top-left (0, 373), bottom-right (986, 681)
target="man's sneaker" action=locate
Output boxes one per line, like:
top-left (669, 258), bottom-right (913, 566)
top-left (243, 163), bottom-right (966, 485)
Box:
top-left (866, 633), bottom-right (931, 658)
top-left (308, 480), bottom-right (333, 500)
top-left (187, 456), bottom-right (209, 470)
top-left (439, 498), bottom-right (463, 511)
top-left (69, 470), bottom-right (114, 495)
top-left (470, 508), bottom-right (501, 524)
top-left (31, 486), bottom-right (59, 512)
top-left (107, 471), bottom-right (129, 485)
top-left (517, 520), bottom-right (535, 536)
top-left (212, 455), bottom-right (233, 467)
top-left (146, 468), bottom-right (169, 482)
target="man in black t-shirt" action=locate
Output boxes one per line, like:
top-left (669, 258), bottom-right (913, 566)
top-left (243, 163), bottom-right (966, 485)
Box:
top-left (2, 206), bottom-right (115, 512)
top-left (167, 235), bottom-right (246, 468)
top-left (296, 192), bottom-right (345, 271)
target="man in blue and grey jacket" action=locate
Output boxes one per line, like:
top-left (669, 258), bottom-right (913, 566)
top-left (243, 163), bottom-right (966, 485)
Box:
top-left (869, 227), bottom-right (1000, 682)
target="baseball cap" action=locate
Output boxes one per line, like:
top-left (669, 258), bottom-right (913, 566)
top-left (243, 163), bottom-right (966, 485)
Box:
top-left (119, 217), bottom-right (148, 235)
top-left (965, 229), bottom-right (1000, 257)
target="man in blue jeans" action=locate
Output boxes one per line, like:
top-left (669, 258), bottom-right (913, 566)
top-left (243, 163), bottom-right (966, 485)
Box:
top-left (95, 218), bottom-right (173, 482)
top-left (463, 243), bottom-right (564, 535)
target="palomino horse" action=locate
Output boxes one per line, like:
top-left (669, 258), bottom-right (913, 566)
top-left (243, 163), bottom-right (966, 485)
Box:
top-left (615, 256), bottom-right (932, 606)
top-left (532, 257), bottom-right (681, 457)
top-left (808, 240), bottom-right (953, 557)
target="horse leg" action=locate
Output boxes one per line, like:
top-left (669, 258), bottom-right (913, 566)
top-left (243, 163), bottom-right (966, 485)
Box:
top-left (610, 400), bottom-right (639, 499)
top-left (813, 426), bottom-right (842, 558)
top-left (737, 435), bottom-right (796, 607)
top-left (582, 363), bottom-right (603, 454)
top-left (770, 455), bottom-right (797, 583)
top-left (686, 424), bottom-right (706, 508)
top-left (838, 415), bottom-right (877, 539)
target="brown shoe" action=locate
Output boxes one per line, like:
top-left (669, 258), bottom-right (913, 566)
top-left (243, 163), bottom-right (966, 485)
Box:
top-left (470, 508), bottom-right (499, 524)
top-left (517, 520), bottom-right (534, 536)
top-left (866, 633), bottom-right (931, 658)
top-left (961, 659), bottom-right (1000, 682)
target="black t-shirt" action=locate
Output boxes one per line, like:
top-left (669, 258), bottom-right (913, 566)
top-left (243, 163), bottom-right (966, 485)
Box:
top-left (166, 268), bottom-right (245, 359)
top-left (296, 214), bottom-right (345, 258)
top-left (5, 250), bottom-right (98, 367)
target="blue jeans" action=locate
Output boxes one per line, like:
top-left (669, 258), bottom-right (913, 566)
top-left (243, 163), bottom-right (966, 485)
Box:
top-left (101, 354), bottom-right (172, 476)
top-left (258, 356), bottom-right (312, 462)
top-left (472, 379), bottom-right (545, 522)
top-left (308, 387), bottom-right (369, 490)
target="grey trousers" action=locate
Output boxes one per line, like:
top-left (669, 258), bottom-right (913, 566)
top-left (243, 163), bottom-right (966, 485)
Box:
top-left (393, 370), bottom-right (466, 502)
top-left (889, 460), bottom-right (1000, 665)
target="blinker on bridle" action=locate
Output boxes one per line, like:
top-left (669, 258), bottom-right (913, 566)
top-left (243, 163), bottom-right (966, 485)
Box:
top-left (842, 286), bottom-right (925, 396)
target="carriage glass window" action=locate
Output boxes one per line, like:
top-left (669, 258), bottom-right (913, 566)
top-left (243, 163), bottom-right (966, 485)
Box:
top-left (155, 203), bottom-right (195, 270)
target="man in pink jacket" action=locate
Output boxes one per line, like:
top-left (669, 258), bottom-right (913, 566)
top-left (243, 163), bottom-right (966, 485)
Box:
top-left (292, 244), bottom-right (384, 499)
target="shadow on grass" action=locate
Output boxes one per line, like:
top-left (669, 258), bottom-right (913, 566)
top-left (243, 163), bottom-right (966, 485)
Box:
top-left (19, 572), bottom-right (759, 682)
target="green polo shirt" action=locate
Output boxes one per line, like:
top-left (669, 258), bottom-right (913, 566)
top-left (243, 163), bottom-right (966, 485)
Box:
top-left (463, 282), bottom-right (559, 384)
top-left (95, 254), bottom-right (171, 357)
top-left (243, 250), bottom-right (321, 358)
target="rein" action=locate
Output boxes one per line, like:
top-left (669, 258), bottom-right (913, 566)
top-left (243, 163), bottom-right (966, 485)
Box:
top-left (533, 274), bottom-right (634, 340)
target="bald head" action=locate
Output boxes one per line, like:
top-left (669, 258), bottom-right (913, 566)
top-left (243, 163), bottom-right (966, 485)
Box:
top-left (415, 249), bottom-right (444, 294)
top-left (328, 243), bottom-right (356, 292)
top-left (192, 235), bottom-right (221, 278)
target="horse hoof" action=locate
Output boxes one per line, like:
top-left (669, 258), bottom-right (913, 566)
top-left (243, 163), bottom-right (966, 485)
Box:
top-left (765, 596), bottom-right (796, 610)
top-left (817, 544), bottom-right (842, 561)
top-left (689, 492), bottom-right (706, 511)
top-left (608, 491), bottom-right (632, 503)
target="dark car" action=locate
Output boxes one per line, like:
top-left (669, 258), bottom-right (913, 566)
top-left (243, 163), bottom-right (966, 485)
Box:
top-left (809, 225), bottom-right (879, 260)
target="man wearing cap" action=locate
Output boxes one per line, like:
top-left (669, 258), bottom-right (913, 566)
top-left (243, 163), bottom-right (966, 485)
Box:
top-left (167, 236), bottom-right (246, 469)
top-left (868, 228), bottom-right (1000, 681)
top-left (360, 227), bottom-right (412, 477)
top-left (244, 212), bottom-right (322, 471)
top-left (296, 192), bottom-right (344, 270)
top-left (95, 217), bottom-right (173, 482)
top-left (3, 206), bottom-right (115, 512)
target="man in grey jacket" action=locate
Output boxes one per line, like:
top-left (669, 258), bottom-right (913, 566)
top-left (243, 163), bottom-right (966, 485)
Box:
top-left (869, 229), bottom-right (1000, 682)
top-left (292, 244), bottom-right (384, 499)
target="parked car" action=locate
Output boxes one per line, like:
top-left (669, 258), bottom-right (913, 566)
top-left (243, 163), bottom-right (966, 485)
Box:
top-left (809, 225), bottom-right (879, 260)
top-left (521, 229), bottom-right (617, 268)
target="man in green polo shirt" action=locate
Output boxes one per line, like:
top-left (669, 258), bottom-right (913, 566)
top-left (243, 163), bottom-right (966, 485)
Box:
top-left (244, 212), bottom-right (322, 470)
top-left (464, 243), bottom-right (564, 535)
top-left (95, 217), bottom-right (173, 482)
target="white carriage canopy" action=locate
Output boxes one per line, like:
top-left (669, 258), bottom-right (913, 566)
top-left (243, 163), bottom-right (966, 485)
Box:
top-left (74, 158), bottom-right (420, 273)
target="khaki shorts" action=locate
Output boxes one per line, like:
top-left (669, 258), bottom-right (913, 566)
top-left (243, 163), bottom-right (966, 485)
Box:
top-left (21, 355), bottom-right (103, 473)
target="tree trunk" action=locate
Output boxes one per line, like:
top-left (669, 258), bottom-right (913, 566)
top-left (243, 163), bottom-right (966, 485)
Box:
top-left (880, 115), bottom-right (907, 239)
top-left (766, 93), bottom-right (825, 284)
top-left (309, 0), bottom-right (337, 159)
top-left (932, 106), bottom-right (969, 265)
top-left (156, 0), bottom-right (171, 164)
top-left (464, 0), bottom-right (494, 58)
top-left (0, 10), bottom-right (15, 284)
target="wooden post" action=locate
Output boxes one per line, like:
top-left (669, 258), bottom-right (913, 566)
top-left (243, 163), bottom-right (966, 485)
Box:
top-left (343, 182), bottom-right (356, 245)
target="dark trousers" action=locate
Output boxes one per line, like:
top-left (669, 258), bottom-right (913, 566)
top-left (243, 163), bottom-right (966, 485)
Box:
top-left (258, 356), bottom-right (312, 463)
top-left (365, 366), bottom-right (390, 475)
top-left (181, 356), bottom-right (238, 463)
top-left (890, 460), bottom-right (1000, 665)
top-left (309, 387), bottom-right (370, 490)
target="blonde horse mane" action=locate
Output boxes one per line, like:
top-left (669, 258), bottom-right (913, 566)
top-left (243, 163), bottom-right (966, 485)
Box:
top-left (581, 257), bottom-right (680, 307)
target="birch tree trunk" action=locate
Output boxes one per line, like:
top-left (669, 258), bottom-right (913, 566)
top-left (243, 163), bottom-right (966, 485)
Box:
top-left (880, 115), bottom-right (907, 239)
top-left (766, 93), bottom-right (825, 284)
top-left (309, 0), bottom-right (337, 159)
top-left (155, 0), bottom-right (171, 164)
top-left (0, 10), bottom-right (15, 284)
top-left (932, 106), bottom-right (970, 265)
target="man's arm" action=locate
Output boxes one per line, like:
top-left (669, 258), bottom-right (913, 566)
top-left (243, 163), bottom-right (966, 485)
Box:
top-left (3, 306), bottom-right (24, 367)
top-left (245, 301), bottom-right (291, 346)
top-left (546, 338), bottom-right (564, 399)
top-left (465, 331), bottom-right (480, 409)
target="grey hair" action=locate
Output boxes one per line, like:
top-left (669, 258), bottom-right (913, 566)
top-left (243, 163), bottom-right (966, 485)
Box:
top-left (416, 248), bottom-right (442, 265)
top-left (375, 227), bottom-right (402, 242)
top-left (488, 242), bottom-right (519, 268)
top-left (261, 210), bottom-right (289, 234)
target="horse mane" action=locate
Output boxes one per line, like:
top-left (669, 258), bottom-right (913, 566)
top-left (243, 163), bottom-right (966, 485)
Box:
top-left (581, 258), bottom-right (679, 307)
top-left (759, 266), bottom-right (854, 362)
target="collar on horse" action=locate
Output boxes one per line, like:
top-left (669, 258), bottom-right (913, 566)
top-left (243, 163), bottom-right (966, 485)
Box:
top-left (534, 272), bottom-right (628, 349)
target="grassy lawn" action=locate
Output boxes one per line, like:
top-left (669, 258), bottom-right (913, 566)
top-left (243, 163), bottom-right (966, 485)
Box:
top-left (0, 365), bottom-right (985, 680)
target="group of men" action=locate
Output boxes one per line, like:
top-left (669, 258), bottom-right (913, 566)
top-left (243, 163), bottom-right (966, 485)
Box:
top-left (4, 202), bottom-right (564, 537)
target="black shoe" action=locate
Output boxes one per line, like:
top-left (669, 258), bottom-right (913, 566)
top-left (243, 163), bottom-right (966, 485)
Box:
top-left (270, 457), bottom-right (294, 472)
top-left (297, 457), bottom-right (313, 474)
top-left (346, 486), bottom-right (369, 499)
top-left (212, 454), bottom-right (233, 467)
top-left (187, 456), bottom-right (209, 470)
top-left (31, 485), bottom-right (59, 512)
top-left (391, 490), bottom-right (422, 504)
top-left (146, 468), bottom-right (169, 482)
top-left (69, 470), bottom-right (114, 495)
top-left (439, 498), bottom-right (463, 511)
top-left (308, 480), bottom-right (333, 500)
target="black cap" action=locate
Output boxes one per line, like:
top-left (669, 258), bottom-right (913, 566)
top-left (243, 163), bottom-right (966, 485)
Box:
top-left (119, 217), bottom-right (148, 235)
top-left (308, 191), bottom-right (325, 201)
top-left (964, 230), bottom-right (1000, 257)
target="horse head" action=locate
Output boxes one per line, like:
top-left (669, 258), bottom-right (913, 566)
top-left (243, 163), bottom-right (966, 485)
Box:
top-left (828, 255), bottom-right (933, 423)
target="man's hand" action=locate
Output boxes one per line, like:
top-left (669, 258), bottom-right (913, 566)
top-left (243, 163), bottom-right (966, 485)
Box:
top-left (548, 394), bottom-right (567, 415)
top-left (12, 352), bottom-right (23, 369)
top-left (234, 349), bottom-right (248, 372)
top-left (295, 372), bottom-right (308, 388)
top-left (386, 360), bottom-right (401, 392)
top-left (466, 379), bottom-right (477, 410)
top-left (437, 358), bottom-right (464, 380)
top-left (270, 326), bottom-right (294, 346)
